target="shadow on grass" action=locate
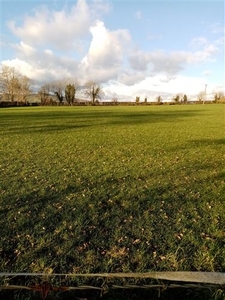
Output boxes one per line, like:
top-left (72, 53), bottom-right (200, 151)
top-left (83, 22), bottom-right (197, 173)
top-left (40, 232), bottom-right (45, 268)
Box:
top-left (1, 123), bottom-right (92, 134)
top-left (0, 108), bottom-right (204, 135)
top-left (191, 138), bottom-right (225, 146)
top-left (214, 170), bottom-right (225, 181)
top-left (0, 284), bottom-right (217, 300)
top-left (1, 169), bottom-right (223, 269)
top-left (0, 167), bottom-right (224, 300)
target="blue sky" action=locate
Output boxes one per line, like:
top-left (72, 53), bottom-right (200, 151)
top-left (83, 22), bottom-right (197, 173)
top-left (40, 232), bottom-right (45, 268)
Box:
top-left (0, 0), bottom-right (224, 101)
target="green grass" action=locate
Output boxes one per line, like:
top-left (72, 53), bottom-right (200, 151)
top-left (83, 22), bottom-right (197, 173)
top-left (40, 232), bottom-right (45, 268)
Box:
top-left (0, 104), bottom-right (225, 298)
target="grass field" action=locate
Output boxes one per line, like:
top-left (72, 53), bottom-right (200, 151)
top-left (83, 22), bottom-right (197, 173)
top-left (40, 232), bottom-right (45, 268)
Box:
top-left (0, 104), bottom-right (224, 299)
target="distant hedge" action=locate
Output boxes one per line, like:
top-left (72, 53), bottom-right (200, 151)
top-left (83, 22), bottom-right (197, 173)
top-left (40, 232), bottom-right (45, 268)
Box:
top-left (0, 101), bottom-right (39, 107)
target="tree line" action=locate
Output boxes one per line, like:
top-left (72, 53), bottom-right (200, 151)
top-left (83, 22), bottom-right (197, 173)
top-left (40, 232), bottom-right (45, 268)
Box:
top-left (0, 65), bottom-right (104, 105)
top-left (0, 65), bottom-right (224, 105)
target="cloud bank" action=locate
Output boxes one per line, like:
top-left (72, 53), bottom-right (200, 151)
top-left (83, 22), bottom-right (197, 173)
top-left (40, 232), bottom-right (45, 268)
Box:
top-left (1, 0), bottom-right (224, 100)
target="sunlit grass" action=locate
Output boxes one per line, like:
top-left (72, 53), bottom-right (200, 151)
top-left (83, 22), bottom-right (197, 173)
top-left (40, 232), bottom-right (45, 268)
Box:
top-left (0, 105), bottom-right (224, 283)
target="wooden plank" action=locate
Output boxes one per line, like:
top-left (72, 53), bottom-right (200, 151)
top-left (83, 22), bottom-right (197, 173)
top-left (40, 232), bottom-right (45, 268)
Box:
top-left (0, 272), bottom-right (225, 285)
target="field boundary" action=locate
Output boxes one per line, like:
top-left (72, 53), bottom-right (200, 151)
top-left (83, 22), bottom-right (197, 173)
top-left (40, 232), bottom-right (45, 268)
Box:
top-left (1, 272), bottom-right (225, 299)
top-left (1, 271), bottom-right (225, 284)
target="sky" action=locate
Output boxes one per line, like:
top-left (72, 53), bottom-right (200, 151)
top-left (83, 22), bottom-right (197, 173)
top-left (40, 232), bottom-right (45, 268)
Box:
top-left (0, 0), bottom-right (224, 101)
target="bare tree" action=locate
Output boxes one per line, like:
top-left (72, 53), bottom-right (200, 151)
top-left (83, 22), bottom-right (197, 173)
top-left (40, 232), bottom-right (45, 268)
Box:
top-left (40, 78), bottom-right (79, 106)
top-left (73, 80), bottom-right (79, 103)
top-left (111, 97), bottom-right (118, 105)
top-left (0, 65), bottom-right (17, 101)
top-left (83, 81), bottom-right (104, 104)
top-left (214, 91), bottom-right (225, 103)
top-left (17, 75), bottom-right (31, 103)
top-left (0, 65), bottom-right (31, 102)
top-left (51, 80), bottom-right (65, 105)
top-left (38, 84), bottom-right (51, 105)
top-left (198, 91), bottom-right (205, 102)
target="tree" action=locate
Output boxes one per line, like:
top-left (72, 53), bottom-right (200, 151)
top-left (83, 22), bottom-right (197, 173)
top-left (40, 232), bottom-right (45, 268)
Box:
top-left (84, 81), bottom-right (104, 104)
top-left (51, 80), bottom-right (65, 105)
top-left (65, 78), bottom-right (79, 104)
top-left (0, 65), bottom-right (31, 102)
top-left (65, 84), bottom-right (75, 105)
top-left (198, 91), bottom-right (205, 102)
top-left (198, 85), bottom-right (207, 104)
top-left (0, 65), bottom-right (18, 101)
top-left (111, 97), bottom-right (118, 105)
top-left (38, 84), bottom-right (51, 105)
top-left (156, 96), bottom-right (162, 104)
top-left (183, 94), bottom-right (188, 104)
top-left (173, 94), bottom-right (180, 103)
top-left (136, 96), bottom-right (140, 103)
top-left (214, 91), bottom-right (225, 103)
top-left (17, 75), bottom-right (31, 103)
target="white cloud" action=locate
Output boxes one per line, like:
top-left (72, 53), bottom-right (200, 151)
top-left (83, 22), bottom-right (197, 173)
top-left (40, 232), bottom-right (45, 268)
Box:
top-left (190, 36), bottom-right (208, 48)
top-left (118, 71), bottom-right (146, 86)
top-left (129, 50), bottom-right (186, 75)
top-left (79, 20), bottom-right (131, 82)
top-left (203, 70), bottom-right (212, 76)
top-left (13, 41), bottom-right (36, 57)
top-left (4, 0), bottom-right (115, 84)
top-left (128, 50), bottom-right (150, 71)
top-left (44, 49), bottom-right (53, 55)
top-left (1, 55), bottom-right (80, 85)
top-left (128, 41), bottom-right (220, 77)
top-left (2, 1), bottom-right (223, 100)
top-left (186, 45), bottom-right (218, 63)
top-left (210, 22), bottom-right (225, 34)
top-left (189, 37), bottom-right (208, 49)
top-left (147, 33), bottom-right (163, 41)
top-left (214, 36), bottom-right (224, 47)
top-left (1, 58), bottom-right (46, 81)
top-left (103, 74), bottom-right (209, 101)
top-left (135, 10), bottom-right (142, 20)
top-left (7, 0), bottom-right (110, 52)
